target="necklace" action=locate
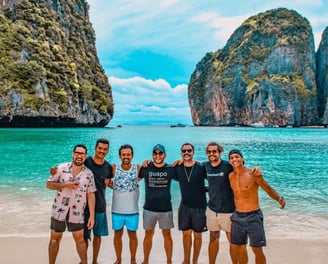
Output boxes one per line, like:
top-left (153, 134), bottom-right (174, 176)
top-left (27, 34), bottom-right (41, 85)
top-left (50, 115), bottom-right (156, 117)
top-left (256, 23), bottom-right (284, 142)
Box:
top-left (184, 164), bottom-right (194, 183)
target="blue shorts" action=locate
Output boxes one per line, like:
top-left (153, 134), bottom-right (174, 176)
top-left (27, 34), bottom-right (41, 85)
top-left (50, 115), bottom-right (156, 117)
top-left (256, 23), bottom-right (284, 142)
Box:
top-left (84, 211), bottom-right (109, 240)
top-left (230, 209), bottom-right (266, 247)
top-left (112, 213), bottom-right (139, 231)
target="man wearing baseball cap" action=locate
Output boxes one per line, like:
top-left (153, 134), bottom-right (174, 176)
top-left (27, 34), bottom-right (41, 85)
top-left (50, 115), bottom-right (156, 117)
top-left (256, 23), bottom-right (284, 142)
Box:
top-left (228, 149), bottom-right (285, 264)
top-left (138, 144), bottom-right (176, 264)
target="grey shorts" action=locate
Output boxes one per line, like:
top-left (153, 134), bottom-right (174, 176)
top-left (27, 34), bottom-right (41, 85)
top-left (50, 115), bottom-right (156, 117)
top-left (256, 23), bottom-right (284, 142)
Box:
top-left (50, 217), bottom-right (84, 232)
top-left (230, 209), bottom-right (266, 247)
top-left (178, 203), bottom-right (207, 233)
top-left (143, 209), bottom-right (174, 230)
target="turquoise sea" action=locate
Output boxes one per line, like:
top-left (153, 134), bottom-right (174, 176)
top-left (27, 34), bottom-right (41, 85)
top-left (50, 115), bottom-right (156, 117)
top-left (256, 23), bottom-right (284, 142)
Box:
top-left (0, 126), bottom-right (327, 238)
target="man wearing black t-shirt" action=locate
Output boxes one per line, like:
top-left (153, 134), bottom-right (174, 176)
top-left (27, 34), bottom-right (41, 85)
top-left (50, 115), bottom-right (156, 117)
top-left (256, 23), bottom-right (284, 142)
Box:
top-left (205, 142), bottom-right (261, 264)
top-left (204, 142), bottom-right (237, 264)
top-left (174, 143), bottom-right (207, 264)
top-left (84, 138), bottom-right (113, 264)
top-left (138, 144), bottom-right (175, 264)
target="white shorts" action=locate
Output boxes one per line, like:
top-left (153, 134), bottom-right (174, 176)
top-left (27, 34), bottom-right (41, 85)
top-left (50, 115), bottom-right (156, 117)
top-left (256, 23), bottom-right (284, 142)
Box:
top-left (206, 207), bottom-right (232, 232)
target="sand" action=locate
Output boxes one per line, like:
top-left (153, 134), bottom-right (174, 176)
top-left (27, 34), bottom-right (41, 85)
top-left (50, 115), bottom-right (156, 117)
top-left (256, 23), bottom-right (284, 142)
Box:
top-left (1, 229), bottom-right (328, 264)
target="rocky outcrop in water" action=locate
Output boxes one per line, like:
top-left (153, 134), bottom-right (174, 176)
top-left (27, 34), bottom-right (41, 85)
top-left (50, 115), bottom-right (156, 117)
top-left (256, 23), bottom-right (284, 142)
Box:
top-left (316, 27), bottom-right (328, 126)
top-left (0, 0), bottom-right (113, 127)
top-left (188, 8), bottom-right (323, 127)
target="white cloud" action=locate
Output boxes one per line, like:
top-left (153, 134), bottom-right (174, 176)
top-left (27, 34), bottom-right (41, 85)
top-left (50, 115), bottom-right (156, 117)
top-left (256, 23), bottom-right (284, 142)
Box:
top-left (87, 0), bottom-right (328, 125)
top-left (108, 76), bottom-right (192, 125)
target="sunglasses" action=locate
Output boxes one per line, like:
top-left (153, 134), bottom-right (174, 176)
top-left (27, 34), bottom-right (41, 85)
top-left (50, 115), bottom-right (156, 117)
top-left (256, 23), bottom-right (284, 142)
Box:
top-left (153, 151), bottom-right (164, 156)
top-left (73, 151), bottom-right (86, 156)
top-left (207, 150), bottom-right (218, 154)
top-left (181, 149), bottom-right (193, 153)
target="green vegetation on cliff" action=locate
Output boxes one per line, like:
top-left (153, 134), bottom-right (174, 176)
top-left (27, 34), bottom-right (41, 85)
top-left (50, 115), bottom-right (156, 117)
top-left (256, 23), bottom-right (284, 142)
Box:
top-left (0, 0), bottom-right (113, 126)
top-left (188, 8), bottom-right (319, 127)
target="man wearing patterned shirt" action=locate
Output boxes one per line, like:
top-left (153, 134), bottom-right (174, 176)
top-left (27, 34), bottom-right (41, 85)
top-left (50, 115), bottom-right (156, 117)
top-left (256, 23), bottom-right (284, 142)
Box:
top-left (46, 144), bottom-right (96, 264)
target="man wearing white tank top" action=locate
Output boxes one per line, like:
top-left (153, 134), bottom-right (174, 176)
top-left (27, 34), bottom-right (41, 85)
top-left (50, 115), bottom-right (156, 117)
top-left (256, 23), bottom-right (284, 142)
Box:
top-left (108, 144), bottom-right (141, 264)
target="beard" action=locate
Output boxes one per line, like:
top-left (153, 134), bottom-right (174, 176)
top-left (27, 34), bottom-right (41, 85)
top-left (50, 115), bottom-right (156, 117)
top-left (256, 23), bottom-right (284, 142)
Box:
top-left (73, 158), bottom-right (84, 166)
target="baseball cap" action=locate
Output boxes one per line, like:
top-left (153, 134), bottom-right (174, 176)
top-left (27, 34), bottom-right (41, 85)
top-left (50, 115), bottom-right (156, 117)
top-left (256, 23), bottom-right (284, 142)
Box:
top-left (228, 149), bottom-right (243, 159)
top-left (153, 144), bottom-right (166, 153)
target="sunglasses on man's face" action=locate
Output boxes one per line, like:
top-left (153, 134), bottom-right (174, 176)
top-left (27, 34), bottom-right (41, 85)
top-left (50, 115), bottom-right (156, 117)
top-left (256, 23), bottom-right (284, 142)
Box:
top-left (153, 151), bottom-right (164, 156)
top-left (73, 151), bottom-right (86, 156)
top-left (181, 149), bottom-right (193, 153)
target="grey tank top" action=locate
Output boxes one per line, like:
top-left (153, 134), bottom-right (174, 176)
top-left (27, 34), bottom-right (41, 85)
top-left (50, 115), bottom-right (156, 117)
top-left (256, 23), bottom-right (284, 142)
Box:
top-left (111, 164), bottom-right (139, 214)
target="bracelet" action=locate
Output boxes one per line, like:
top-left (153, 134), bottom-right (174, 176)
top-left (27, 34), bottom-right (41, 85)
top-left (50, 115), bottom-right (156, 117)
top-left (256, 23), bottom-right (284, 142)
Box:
top-left (277, 196), bottom-right (284, 202)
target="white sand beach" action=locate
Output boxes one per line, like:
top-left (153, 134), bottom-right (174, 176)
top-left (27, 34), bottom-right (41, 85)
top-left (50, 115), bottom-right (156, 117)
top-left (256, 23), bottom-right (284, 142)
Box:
top-left (1, 229), bottom-right (328, 264)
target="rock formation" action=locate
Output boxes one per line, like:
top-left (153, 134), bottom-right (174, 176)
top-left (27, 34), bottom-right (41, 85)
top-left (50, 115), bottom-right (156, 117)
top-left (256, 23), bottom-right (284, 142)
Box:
top-left (316, 27), bottom-right (328, 126)
top-left (189, 8), bottom-right (322, 127)
top-left (0, 0), bottom-right (113, 127)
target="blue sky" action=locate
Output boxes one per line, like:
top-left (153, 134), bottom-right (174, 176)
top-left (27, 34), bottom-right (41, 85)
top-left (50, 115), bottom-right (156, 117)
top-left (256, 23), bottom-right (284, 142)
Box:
top-left (87, 0), bottom-right (328, 125)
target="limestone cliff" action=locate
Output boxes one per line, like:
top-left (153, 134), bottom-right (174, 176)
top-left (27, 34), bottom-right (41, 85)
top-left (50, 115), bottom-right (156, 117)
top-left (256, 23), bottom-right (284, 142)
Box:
top-left (188, 8), bottom-right (319, 127)
top-left (0, 0), bottom-right (113, 127)
top-left (316, 27), bottom-right (328, 125)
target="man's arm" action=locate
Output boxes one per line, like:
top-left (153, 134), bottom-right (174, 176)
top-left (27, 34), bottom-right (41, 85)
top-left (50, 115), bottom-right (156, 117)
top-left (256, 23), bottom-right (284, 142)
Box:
top-left (141, 160), bottom-right (152, 167)
top-left (137, 164), bottom-right (142, 181)
top-left (104, 163), bottom-right (114, 187)
top-left (105, 164), bottom-right (116, 188)
top-left (255, 174), bottom-right (285, 209)
top-left (49, 166), bottom-right (58, 175)
top-left (86, 192), bottom-right (95, 229)
top-left (46, 181), bottom-right (78, 190)
top-left (251, 166), bottom-right (263, 176)
top-left (172, 159), bottom-right (183, 167)
top-left (138, 165), bottom-right (144, 181)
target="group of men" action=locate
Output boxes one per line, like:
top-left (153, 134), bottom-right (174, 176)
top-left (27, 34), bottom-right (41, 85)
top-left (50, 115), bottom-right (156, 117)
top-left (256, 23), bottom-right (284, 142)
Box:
top-left (46, 139), bottom-right (285, 264)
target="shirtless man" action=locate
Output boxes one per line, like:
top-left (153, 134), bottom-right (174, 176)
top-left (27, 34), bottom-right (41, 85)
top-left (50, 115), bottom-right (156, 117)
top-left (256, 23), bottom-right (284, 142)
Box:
top-left (228, 149), bottom-right (285, 264)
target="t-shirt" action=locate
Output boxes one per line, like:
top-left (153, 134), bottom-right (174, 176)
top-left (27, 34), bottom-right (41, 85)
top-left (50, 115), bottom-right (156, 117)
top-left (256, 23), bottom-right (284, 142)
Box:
top-left (174, 162), bottom-right (207, 209)
top-left (139, 162), bottom-right (175, 212)
top-left (48, 162), bottom-right (96, 224)
top-left (203, 160), bottom-right (235, 213)
top-left (84, 156), bottom-right (113, 213)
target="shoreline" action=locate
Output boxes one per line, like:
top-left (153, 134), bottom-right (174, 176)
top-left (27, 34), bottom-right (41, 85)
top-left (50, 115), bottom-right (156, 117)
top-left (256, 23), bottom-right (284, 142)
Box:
top-left (1, 231), bottom-right (328, 264)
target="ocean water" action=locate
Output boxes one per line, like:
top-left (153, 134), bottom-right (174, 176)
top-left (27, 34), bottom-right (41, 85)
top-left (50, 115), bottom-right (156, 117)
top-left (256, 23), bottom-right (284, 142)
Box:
top-left (0, 126), bottom-right (327, 238)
